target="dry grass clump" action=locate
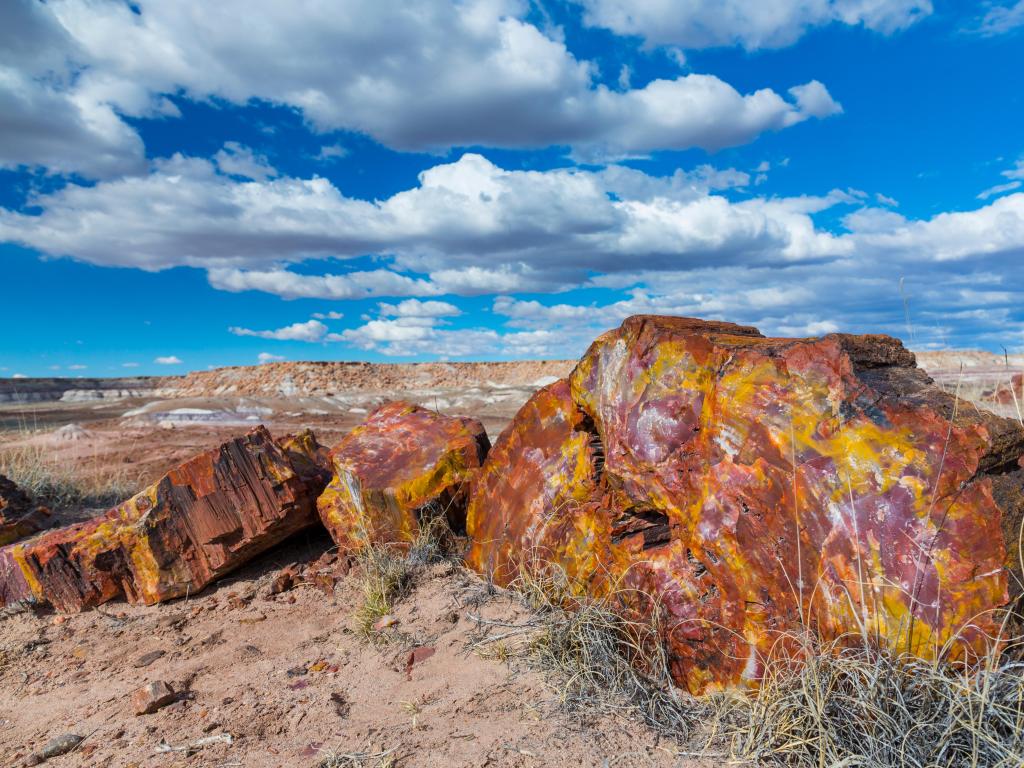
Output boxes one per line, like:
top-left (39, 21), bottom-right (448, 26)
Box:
top-left (526, 592), bottom-right (707, 738)
top-left (500, 565), bottom-right (710, 740)
top-left (352, 514), bottom-right (458, 641)
top-left (352, 544), bottom-right (418, 641)
top-left (0, 442), bottom-right (140, 509)
top-left (488, 562), bottom-right (1024, 767)
top-left (720, 632), bottom-right (1024, 768)
top-left (316, 745), bottom-right (399, 768)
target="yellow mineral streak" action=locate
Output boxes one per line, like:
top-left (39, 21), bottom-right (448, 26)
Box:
top-left (10, 543), bottom-right (43, 600)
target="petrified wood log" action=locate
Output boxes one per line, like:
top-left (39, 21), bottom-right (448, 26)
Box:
top-left (0, 474), bottom-right (50, 546)
top-left (466, 316), bottom-right (1024, 693)
top-left (0, 426), bottom-right (328, 612)
top-left (317, 402), bottom-right (490, 552)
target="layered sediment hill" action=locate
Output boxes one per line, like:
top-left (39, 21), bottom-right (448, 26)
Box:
top-left (914, 350), bottom-right (1024, 419)
top-left (914, 350), bottom-right (1024, 371)
top-left (0, 376), bottom-right (173, 404)
top-left (170, 360), bottom-right (575, 397)
top-left (0, 361), bottom-right (575, 404)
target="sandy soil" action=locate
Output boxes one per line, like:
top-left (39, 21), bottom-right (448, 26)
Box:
top-left (0, 531), bottom-right (720, 767)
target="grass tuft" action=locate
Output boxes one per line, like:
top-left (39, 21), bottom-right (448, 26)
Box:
top-left (719, 632), bottom-right (1024, 768)
top-left (352, 513), bottom-right (458, 641)
top-left (484, 560), bottom-right (1024, 767)
top-left (316, 745), bottom-right (399, 768)
top-left (352, 544), bottom-right (417, 641)
top-left (500, 564), bottom-right (710, 740)
top-left (0, 441), bottom-right (140, 510)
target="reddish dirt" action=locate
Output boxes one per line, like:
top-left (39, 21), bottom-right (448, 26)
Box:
top-left (0, 531), bottom-right (720, 767)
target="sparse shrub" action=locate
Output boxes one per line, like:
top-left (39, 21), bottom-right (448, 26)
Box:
top-left (406, 509), bottom-right (459, 567)
top-left (488, 559), bottom-right (1024, 767)
top-left (501, 563), bottom-right (710, 740)
top-left (352, 544), bottom-right (417, 641)
top-left (316, 746), bottom-right (399, 768)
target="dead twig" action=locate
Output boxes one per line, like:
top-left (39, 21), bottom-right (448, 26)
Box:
top-left (155, 732), bottom-right (233, 755)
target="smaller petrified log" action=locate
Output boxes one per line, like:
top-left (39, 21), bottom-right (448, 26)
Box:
top-left (0, 474), bottom-right (51, 546)
top-left (0, 426), bottom-right (329, 612)
top-left (317, 402), bottom-right (490, 552)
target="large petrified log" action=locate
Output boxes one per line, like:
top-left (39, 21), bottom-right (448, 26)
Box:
top-left (0, 426), bottom-right (329, 612)
top-left (466, 316), bottom-right (1024, 694)
top-left (317, 402), bottom-right (490, 552)
top-left (0, 474), bottom-right (50, 546)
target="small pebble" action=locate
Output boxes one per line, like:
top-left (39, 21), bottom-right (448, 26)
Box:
top-left (131, 681), bottom-right (176, 715)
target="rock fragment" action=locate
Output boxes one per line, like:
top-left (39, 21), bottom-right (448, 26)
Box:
top-left (467, 315), bottom-right (1024, 693)
top-left (23, 732), bottom-right (84, 765)
top-left (405, 645), bottom-right (435, 679)
top-left (0, 474), bottom-right (50, 546)
top-left (317, 402), bottom-right (489, 552)
top-left (132, 680), bottom-right (177, 715)
top-left (372, 614), bottom-right (399, 631)
top-left (305, 551), bottom-right (350, 595)
top-left (269, 566), bottom-right (299, 595)
top-left (134, 650), bottom-right (165, 668)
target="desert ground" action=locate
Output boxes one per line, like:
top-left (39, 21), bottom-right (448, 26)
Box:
top-left (0, 537), bottom-right (719, 768)
top-left (0, 360), bottom-right (723, 767)
top-left (1, 351), bottom-right (1021, 767)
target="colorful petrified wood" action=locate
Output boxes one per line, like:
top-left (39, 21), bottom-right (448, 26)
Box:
top-left (0, 474), bottom-right (50, 546)
top-left (0, 426), bottom-right (329, 612)
top-left (317, 401), bottom-right (490, 552)
top-left (466, 315), bottom-right (1024, 694)
top-left (277, 427), bottom-right (334, 487)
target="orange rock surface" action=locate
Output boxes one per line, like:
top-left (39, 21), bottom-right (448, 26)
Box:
top-left (467, 316), bottom-right (1024, 693)
top-left (317, 402), bottom-right (490, 552)
top-left (0, 474), bottom-right (50, 546)
top-left (0, 426), bottom-right (328, 612)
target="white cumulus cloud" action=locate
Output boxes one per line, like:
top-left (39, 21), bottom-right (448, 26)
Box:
top-left (574, 0), bottom-right (932, 50)
top-left (9, 0), bottom-right (841, 166)
top-left (377, 299), bottom-right (462, 318)
top-left (0, 152), bottom-right (852, 281)
top-left (972, 1), bottom-right (1024, 36)
top-left (229, 319), bottom-right (328, 342)
top-left (214, 142), bottom-right (277, 181)
top-left (0, 1), bottom-right (146, 178)
top-left (978, 181), bottom-right (1022, 200)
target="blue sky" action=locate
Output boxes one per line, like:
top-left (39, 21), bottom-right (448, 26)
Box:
top-left (2, 0), bottom-right (1024, 377)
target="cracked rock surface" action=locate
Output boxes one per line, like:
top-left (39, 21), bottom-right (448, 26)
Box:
top-left (0, 427), bottom-right (329, 612)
